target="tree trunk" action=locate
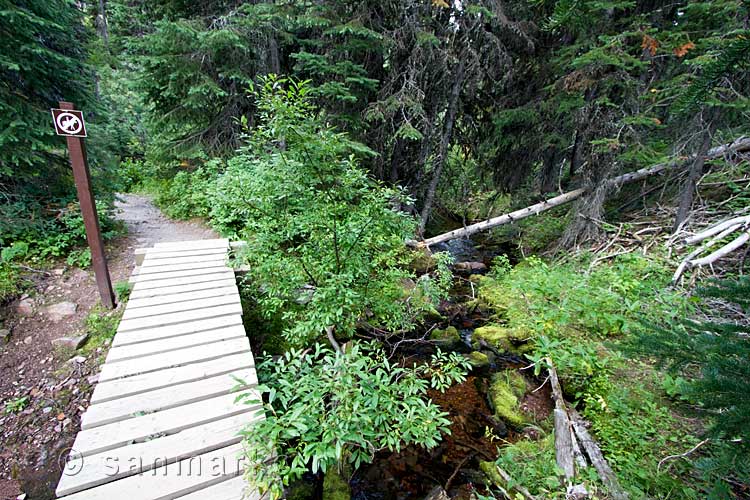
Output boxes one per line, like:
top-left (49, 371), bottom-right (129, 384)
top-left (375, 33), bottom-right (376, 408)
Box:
top-left (419, 59), bottom-right (466, 235)
top-left (673, 119), bottom-right (714, 233)
top-left (97, 0), bottom-right (109, 51)
top-left (419, 136), bottom-right (750, 247)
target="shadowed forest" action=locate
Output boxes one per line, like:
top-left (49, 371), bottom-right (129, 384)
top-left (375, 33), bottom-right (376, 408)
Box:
top-left (1, 1), bottom-right (749, 499)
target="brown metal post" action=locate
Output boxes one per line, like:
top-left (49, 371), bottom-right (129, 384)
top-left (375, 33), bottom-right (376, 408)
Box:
top-left (59, 101), bottom-right (116, 309)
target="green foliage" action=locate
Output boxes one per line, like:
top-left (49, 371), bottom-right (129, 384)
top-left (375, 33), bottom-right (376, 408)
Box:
top-left (238, 342), bottom-right (467, 499)
top-left (0, 261), bottom-right (18, 303)
top-left (217, 77), bottom-right (445, 347)
top-left (4, 396), bottom-right (29, 414)
top-left (633, 277), bottom-right (750, 495)
top-left (156, 160), bottom-right (224, 219)
top-left (478, 252), bottom-right (700, 497)
top-left (114, 281), bottom-right (133, 304)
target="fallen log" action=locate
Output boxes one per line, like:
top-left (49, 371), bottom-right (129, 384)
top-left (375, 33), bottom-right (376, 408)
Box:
top-left (546, 358), bottom-right (587, 475)
top-left (673, 213), bottom-right (750, 283)
top-left (421, 137), bottom-right (750, 247)
top-left (569, 408), bottom-right (629, 500)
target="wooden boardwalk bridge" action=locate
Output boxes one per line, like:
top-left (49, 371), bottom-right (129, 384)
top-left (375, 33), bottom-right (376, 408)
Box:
top-left (55, 239), bottom-right (262, 500)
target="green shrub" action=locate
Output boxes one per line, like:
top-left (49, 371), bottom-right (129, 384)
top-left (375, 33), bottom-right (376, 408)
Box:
top-left (238, 342), bottom-right (469, 499)
top-left (217, 77), bottom-right (450, 347)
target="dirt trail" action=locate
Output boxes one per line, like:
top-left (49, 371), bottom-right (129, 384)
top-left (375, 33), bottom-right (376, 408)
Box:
top-left (114, 193), bottom-right (218, 247)
top-left (0, 195), bottom-right (216, 500)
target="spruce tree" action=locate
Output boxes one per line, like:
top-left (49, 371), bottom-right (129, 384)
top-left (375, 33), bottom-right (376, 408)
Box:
top-left (635, 277), bottom-right (750, 497)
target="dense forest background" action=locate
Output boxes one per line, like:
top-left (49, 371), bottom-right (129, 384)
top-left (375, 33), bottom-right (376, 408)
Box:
top-left (2, 0), bottom-right (750, 499)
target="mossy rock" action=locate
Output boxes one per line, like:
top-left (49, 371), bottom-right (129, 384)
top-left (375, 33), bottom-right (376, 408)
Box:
top-left (286, 480), bottom-right (316, 500)
top-left (488, 370), bottom-right (527, 427)
top-left (430, 326), bottom-right (461, 345)
top-left (408, 247), bottom-right (436, 274)
top-left (466, 351), bottom-right (490, 368)
top-left (323, 469), bottom-right (350, 500)
top-left (471, 324), bottom-right (531, 354)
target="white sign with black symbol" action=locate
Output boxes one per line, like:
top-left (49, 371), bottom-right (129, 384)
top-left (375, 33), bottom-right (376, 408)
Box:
top-left (51, 108), bottom-right (87, 137)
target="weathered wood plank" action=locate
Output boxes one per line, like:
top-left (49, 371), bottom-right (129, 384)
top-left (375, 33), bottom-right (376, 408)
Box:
top-left (72, 392), bottom-right (254, 457)
top-left (139, 247), bottom-right (229, 260)
top-left (117, 303), bottom-right (243, 333)
top-left (122, 294), bottom-right (240, 321)
top-left (91, 352), bottom-right (253, 403)
top-left (128, 278), bottom-right (237, 301)
top-left (141, 253), bottom-right (228, 268)
top-left (100, 338), bottom-right (251, 381)
top-left (112, 315), bottom-right (243, 347)
top-left (127, 285), bottom-right (238, 310)
top-left (131, 266), bottom-right (230, 283)
top-left (107, 325), bottom-right (247, 362)
top-left (137, 260), bottom-right (229, 276)
top-left (130, 271), bottom-right (235, 291)
top-left (176, 475), bottom-right (260, 500)
top-left (153, 238), bottom-right (229, 250)
top-left (59, 442), bottom-right (246, 500)
top-left (82, 368), bottom-right (256, 429)
top-left (56, 412), bottom-right (260, 497)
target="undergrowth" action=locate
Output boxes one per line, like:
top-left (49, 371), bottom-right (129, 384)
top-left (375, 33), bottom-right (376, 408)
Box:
top-left (477, 251), bottom-right (703, 498)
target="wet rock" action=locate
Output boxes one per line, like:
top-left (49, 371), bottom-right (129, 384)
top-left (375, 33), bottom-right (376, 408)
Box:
top-left (430, 326), bottom-right (461, 347)
top-left (471, 324), bottom-right (531, 354)
top-left (16, 298), bottom-right (35, 317)
top-left (322, 469), bottom-right (350, 500)
top-left (488, 370), bottom-right (528, 427)
top-left (45, 302), bottom-right (77, 322)
top-left (454, 261), bottom-right (487, 273)
top-left (52, 334), bottom-right (88, 350)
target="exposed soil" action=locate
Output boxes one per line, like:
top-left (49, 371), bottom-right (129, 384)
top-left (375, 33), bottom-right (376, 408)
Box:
top-left (0, 195), bottom-right (216, 500)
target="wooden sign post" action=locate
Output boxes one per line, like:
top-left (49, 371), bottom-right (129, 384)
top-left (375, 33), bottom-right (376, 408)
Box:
top-left (51, 101), bottom-right (115, 309)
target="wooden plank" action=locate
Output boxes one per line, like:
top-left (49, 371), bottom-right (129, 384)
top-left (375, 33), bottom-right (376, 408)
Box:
top-left (141, 253), bottom-right (228, 268)
top-left (130, 266), bottom-right (230, 283)
top-left (100, 338), bottom-right (251, 382)
top-left (107, 325), bottom-right (247, 362)
top-left (153, 238), bottom-right (229, 250)
top-left (71, 392), bottom-right (254, 457)
top-left (136, 260), bottom-right (229, 276)
top-left (176, 475), bottom-right (260, 500)
top-left (130, 271), bottom-right (235, 291)
top-left (127, 286), bottom-right (238, 310)
top-left (82, 369), bottom-right (256, 429)
top-left (122, 294), bottom-right (240, 321)
top-left (56, 412), bottom-right (261, 497)
top-left (60, 442), bottom-right (246, 500)
top-left (128, 278), bottom-right (237, 301)
top-left (91, 352), bottom-right (254, 403)
top-left (117, 303), bottom-right (243, 333)
top-left (139, 248), bottom-right (229, 260)
top-left (112, 315), bottom-right (243, 347)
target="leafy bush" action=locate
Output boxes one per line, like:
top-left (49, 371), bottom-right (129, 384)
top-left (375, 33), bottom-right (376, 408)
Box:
top-left (155, 160), bottom-right (224, 219)
top-left (218, 77), bottom-right (448, 347)
top-left (238, 342), bottom-right (469, 498)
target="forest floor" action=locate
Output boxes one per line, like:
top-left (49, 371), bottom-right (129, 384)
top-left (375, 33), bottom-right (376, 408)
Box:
top-left (0, 194), bottom-right (216, 500)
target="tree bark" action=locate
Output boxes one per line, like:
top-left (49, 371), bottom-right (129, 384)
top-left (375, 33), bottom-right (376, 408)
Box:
top-left (673, 120), bottom-right (714, 232)
top-left (419, 58), bottom-right (466, 235)
top-left (96, 0), bottom-right (109, 51)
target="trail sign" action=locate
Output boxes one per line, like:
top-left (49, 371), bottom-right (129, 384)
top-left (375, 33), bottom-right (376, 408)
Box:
top-left (51, 108), bottom-right (87, 137)
top-left (52, 102), bottom-right (115, 309)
